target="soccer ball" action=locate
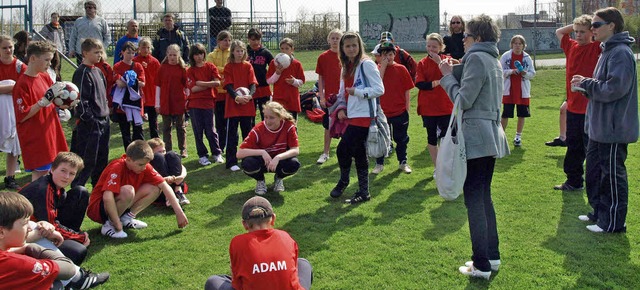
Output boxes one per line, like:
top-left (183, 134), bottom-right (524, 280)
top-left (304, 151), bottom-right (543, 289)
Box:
top-left (235, 87), bottom-right (251, 97)
top-left (52, 82), bottom-right (80, 108)
top-left (274, 53), bottom-right (291, 69)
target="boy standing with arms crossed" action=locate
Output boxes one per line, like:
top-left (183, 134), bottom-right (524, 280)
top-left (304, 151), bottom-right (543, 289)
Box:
top-left (87, 140), bottom-right (188, 239)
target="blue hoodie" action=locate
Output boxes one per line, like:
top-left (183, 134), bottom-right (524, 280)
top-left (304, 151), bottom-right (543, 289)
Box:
top-left (580, 31), bottom-right (639, 144)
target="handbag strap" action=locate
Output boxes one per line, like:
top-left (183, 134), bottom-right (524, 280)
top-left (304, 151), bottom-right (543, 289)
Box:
top-left (360, 62), bottom-right (381, 119)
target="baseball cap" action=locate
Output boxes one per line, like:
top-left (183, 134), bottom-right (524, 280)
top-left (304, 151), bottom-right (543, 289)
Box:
top-left (377, 41), bottom-right (396, 54)
top-left (371, 43), bottom-right (381, 55)
top-left (241, 196), bottom-right (274, 221)
top-left (380, 31), bottom-right (394, 42)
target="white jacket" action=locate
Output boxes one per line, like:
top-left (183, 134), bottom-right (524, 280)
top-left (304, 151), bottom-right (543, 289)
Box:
top-left (500, 50), bottom-right (535, 98)
top-left (333, 59), bottom-right (384, 118)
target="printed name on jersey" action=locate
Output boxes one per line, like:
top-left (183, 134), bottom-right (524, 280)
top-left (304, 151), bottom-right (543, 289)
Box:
top-left (252, 260), bottom-right (288, 274)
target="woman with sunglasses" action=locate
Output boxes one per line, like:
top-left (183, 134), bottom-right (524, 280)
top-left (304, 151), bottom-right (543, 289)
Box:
top-left (571, 7), bottom-right (638, 234)
top-left (439, 14), bottom-right (509, 280)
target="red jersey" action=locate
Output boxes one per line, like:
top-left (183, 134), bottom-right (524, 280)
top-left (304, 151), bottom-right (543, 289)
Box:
top-left (0, 250), bottom-right (59, 290)
top-left (379, 63), bottom-right (413, 118)
top-left (187, 62), bottom-right (220, 109)
top-left (133, 54), bottom-right (161, 106)
top-left (315, 50), bottom-right (341, 96)
top-left (12, 73), bottom-right (68, 169)
top-left (230, 229), bottom-right (303, 290)
top-left (96, 60), bottom-right (116, 105)
top-left (113, 61), bottom-right (146, 110)
top-left (503, 53), bottom-right (528, 106)
top-left (267, 58), bottom-right (305, 112)
top-left (240, 120), bottom-right (299, 157)
top-left (415, 55), bottom-right (453, 116)
top-left (87, 154), bottom-right (165, 223)
top-left (156, 63), bottom-right (187, 115)
top-left (223, 61), bottom-right (258, 118)
top-left (0, 58), bottom-right (26, 81)
top-left (561, 34), bottom-right (601, 114)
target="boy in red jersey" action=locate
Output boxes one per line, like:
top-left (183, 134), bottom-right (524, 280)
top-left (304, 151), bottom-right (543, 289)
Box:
top-left (371, 42), bottom-right (414, 175)
top-left (204, 196), bottom-right (312, 290)
top-left (133, 37), bottom-right (161, 138)
top-left (12, 41), bottom-right (68, 182)
top-left (86, 140), bottom-right (188, 239)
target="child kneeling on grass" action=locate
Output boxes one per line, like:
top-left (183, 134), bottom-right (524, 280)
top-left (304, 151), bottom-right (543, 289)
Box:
top-left (204, 196), bottom-right (312, 290)
top-left (86, 140), bottom-right (188, 239)
top-left (237, 101), bottom-right (300, 195)
top-left (147, 137), bottom-right (190, 205)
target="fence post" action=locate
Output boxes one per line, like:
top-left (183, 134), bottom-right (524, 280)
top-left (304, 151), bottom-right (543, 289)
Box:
top-left (133, 0), bottom-right (137, 20)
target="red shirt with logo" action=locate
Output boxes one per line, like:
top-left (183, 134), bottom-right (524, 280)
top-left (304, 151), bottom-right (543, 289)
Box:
top-left (133, 54), bottom-right (161, 106)
top-left (87, 154), bottom-right (165, 224)
top-left (315, 50), bottom-right (341, 96)
top-left (223, 61), bottom-right (258, 118)
top-left (267, 58), bottom-right (305, 112)
top-left (187, 62), bottom-right (221, 109)
top-left (156, 63), bottom-right (187, 115)
top-left (379, 63), bottom-right (413, 118)
top-left (0, 250), bottom-right (59, 290)
top-left (502, 53), bottom-right (527, 106)
top-left (561, 34), bottom-right (601, 114)
top-left (240, 120), bottom-right (299, 157)
top-left (415, 55), bottom-right (453, 116)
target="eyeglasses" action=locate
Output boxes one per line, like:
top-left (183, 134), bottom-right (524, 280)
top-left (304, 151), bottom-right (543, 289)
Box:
top-left (451, 21), bottom-right (461, 24)
top-left (591, 21), bottom-right (610, 29)
top-left (463, 33), bottom-right (474, 39)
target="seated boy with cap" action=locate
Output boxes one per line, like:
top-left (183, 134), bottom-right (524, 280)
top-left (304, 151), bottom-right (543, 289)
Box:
top-left (204, 196), bottom-right (313, 290)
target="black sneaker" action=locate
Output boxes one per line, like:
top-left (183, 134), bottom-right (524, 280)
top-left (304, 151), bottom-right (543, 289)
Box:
top-left (345, 192), bottom-right (371, 204)
top-left (66, 268), bottom-right (110, 289)
top-left (330, 182), bottom-right (348, 198)
top-left (545, 137), bottom-right (567, 147)
top-left (4, 176), bottom-right (19, 190)
top-left (553, 183), bottom-right (583, 191)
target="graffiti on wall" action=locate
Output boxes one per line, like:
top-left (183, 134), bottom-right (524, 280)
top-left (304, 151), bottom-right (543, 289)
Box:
top-left (361, 13), bottom-right (431, 50)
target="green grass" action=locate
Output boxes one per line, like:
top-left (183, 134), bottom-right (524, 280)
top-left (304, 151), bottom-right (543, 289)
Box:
top-left (5, 61), bottom-right (640, 289)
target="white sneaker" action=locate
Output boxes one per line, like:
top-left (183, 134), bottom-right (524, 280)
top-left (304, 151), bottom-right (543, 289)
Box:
top-left (230, 165), bottom-right (241, 172)
top-left (459, 265), bottom-right (491, 280)
top-left (255, 180), bottom-right (267, 195)
top-left (273, 177), bottom-right (285, 192)
top-left (372, 164), bottom-right (384, 174)
top-left (212, 154), bottom-right (225, 163)
top-left (586, 224), bottom-right (604, 233)
top-left (120, 213), bottom-right (148, 229)
top-left (316, 153), bottom-right (329, 164)
top-left (465, 259), bottom-right (501, 271)
top-left (101, 221), bottom-right (127, 238)
top-left (399, 162), bottom-right (412, 174)
top-left (578, 215), bottom-right (591, 222)
top-left (199, 156), bottom-right (212, 166)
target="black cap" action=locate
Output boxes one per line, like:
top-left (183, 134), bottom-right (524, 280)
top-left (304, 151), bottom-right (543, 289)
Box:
top-left (241, 196), bottom-right (274, 221)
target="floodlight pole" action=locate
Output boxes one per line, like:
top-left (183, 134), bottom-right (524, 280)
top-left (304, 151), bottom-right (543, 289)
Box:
top-left (345, 0), bottom-right (349, 31)
top-left (133, 0), bottom-right (137, 19)
top-left (533, 0), bottom-right (537, 67)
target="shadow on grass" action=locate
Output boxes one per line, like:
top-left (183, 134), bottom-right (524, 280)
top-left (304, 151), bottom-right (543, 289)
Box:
top-left (544, 152), bottom-right (565, 169)
top-left (205, 189), bottom-right (273, 228)
top-left (422, 192), bottom-right (467, 241)
top-left (542, 191), bottom-right (639, 288)
top-left (372, 175), bottom-right (432, 225)
top-left (494, 147), bottom-right (524, 173)
top-left (85, 227), bottom-right (183, 260)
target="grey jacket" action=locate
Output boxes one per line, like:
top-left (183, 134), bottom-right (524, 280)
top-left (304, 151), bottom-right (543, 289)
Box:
top-left (440, 42), bottom-right (510, 160)
top-left (37, 23), bottom-right (66, 54)
top-left (69, 16), bottom-right (111, 54)
top-left (579, 31), bottom-right (639, 144)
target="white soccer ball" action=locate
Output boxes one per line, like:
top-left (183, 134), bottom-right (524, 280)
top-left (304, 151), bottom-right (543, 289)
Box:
top-left (51, 81), bottom-right (80, 108)
top-left (274, 53), bottom-right (292, 69)
top-left (235, 87), bottom-right (251, 97)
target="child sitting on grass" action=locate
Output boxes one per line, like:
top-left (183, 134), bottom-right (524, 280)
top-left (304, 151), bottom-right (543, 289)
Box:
top-left (147, 137), bottom-right (190, 205)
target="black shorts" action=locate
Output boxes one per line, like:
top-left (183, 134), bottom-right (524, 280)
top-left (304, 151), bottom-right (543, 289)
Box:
top-left (98, 199), bottom-right (108, 224)
top-left (501, 103), bottom-right (530, 118)
top-left (322, 107), bottom-right (329, 129)
top-left (422, 115), bottom-right (450, 145)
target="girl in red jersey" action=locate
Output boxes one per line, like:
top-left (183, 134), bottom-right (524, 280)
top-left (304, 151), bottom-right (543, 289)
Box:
top-left (223, 40), bottom-right (258, 171)
top-left (156, 44), bottom-right (188, 158)
top-left (415, 33), bottom-right (457, 175)
top-left (237, 101), bottom-right (300, 195)
top-left (133, 37), bottom-right (161, 139)
top-left (266, 38), bottom-right (305, 120)
top-left (112, 41), bottom-right (146, 150)
top-left (0, 35), bottom-right (25, 189)
top-left (187, 43), bottom-right (224, 166)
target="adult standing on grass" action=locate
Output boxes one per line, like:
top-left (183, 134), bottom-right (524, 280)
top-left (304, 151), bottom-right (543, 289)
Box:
top-left (439, 14), bottom-right (509, 280)
top-left (37, 12), bottom-right (66, 81)
top-left (68, 1), bottom-right (110, 66)
top-left (443, 15), bottom-right (465, 60)
top-left (153, 13), bottom-right (190, 64)
top-left (208, 0), bottom-right (232, 50)
top-left (328, 32), bottom-right (384, 205)
top-left (571, 7), bottom-right (638, 233)
top-left (113, 19), bottom-right (141, 64)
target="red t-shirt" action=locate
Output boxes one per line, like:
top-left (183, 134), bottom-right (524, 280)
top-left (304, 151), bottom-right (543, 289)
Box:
top-left (503, 53), bottom-right (528, 106)
top-left (561, 34), bottom-right (601, 114)
top-left (0, 58), bottom-right (27, 81)
top-left (187, 62), bottom-right (220, 109)
top-left (156, 63), bottom-right (187, 115)
top-left (230, 229), bottom-right (303, 290)
top-left (113, 60), bottom-right (146, 109)
top-left (415, 55), bottom-right (453, 116)
top-left (224, 61), bottom-right (258, 118)
top-left (96, 60), bottom-right (116, 104)
top-left (13, 73), bottom-right (68, 169)
top-left (0, 250), bottom-right (60, 290)
top-left (343, 72), bottom-right (372, 128)
top-left (267, 59), bottom-right (305, 112)
top-left (240, 120), bottom-right (299, 157)
top-left (87, 154), bottom-right (165, 223)
top-left (315, 50), bottom-right (341, 96)
top-left (133, 54), bottom-right (161, 106)
top-left (379, 63), bottom-right (413, 118)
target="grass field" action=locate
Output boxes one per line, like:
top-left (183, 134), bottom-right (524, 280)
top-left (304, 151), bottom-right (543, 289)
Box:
top-left (5, 59), bottom-right (640, 289)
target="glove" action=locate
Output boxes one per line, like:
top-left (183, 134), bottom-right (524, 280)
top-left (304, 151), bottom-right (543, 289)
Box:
top-left (39, 82), bottom-right (65, 107)
top-left (58, 108), bottom-right (71, 122)
top-left (124, 70), bottom-right (138, 87)
top-left (514, 60), bottom-right (524, 72)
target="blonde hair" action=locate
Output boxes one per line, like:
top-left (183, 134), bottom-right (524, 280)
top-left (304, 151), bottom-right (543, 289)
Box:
top-left (510, 35), bottom-right (527, 48)
top-left (228, 40), bottom-right (247, 63)
top-left (138, 37), bottom-right (153, 51)
top-left (573, 14), bottom-right (593, 27)
top-left (126, 140), bottom-right (154, 162)
top-left (147, 137), bottom-right (165, 150)
top-left (327, 28), bottom-right (343, 41)
top-left (0, 35), bottom-right (12, 44)
top-left (263, 101), bottom-right (294, 122)
top-left (426, 33), bottom-right (445, 52)
top-left (162, 44), bottom-right (186, 68)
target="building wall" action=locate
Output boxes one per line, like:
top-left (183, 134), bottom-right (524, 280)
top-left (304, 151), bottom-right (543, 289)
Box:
top-left (499, 28), bottom-right (560, 53)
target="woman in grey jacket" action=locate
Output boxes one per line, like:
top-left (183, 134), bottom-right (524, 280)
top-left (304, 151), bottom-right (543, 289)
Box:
top-left (439, 15), bottom-right (509, 280)
top-left (571, 7), bottom-right (638, 233)
top-left (328, 32), bottom-right (384, 204)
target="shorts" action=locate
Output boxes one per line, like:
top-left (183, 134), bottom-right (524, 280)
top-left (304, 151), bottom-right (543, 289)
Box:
top-left (322, 107), bottom-right (329, 129)
top-left (501, 103), bottom-right (530, 118)
top-left (98, 200), bottom-right (108, 224)
top-left (25, 163), bottom-right (52, 172)
top-left (422, 115), bottom-right (450, 146)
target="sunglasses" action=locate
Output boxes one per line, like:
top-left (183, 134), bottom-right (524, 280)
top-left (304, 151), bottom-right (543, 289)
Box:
top-left (451, 21), bottom-right (461, 24)
top-left (463, 33), bottom-right (474, 39)
top-left (591, 21), bottom-right (610, 29)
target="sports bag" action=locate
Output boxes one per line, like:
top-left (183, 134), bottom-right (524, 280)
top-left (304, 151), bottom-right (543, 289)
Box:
top-left (358, 64), bottom-right (390, 158)
top-left (435, 96), bottom-right (466, 200)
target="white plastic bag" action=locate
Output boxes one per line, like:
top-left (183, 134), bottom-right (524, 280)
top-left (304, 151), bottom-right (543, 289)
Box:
top-left (435, 97), bottom-right (466, 200)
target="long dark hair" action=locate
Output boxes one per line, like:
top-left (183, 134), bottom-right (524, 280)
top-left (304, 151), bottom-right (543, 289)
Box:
top-left (339, 32), bottom-right (367, 79)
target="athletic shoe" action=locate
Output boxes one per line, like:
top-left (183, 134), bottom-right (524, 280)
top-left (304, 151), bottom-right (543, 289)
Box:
top-left (199, 156), bottom-right (212, 166)
top-left (66, 268), bottom-right (110, 289)
top-left (255, 180), bottom-right (267, 195)
top-left (553, 183), bottom-right (583, 191)
top-left (330, 182), bottom-right (347, 198)
top-left (545, 137), bottom-right (567, 147)
top-left (459, 264), bottom-right (491, 280)
top-left (180, 150), bottom-right (188, 159)
top-left (399, 162), bottom-right (412, 174)
top-left (345, 191), bottom-right (371, 204)
top-left (514, 138), bottom-right (522, 147)
top-left (120, 212), bottom-right (148, 229)
top-left (371, 164), bottom-right (384, 174)
top-left (4, 176), bottom-right (19, 190)
top-left (230, 165), bottom-right (241, 172)
top-left (586, 224), bottom-right (604, 233)
top-left (578, 214), bottom-right (596, 222)
top-left (316, 153), bottom-right (330, 164)
top-left (100, 221), bottom-right (127, 238)
top-left (465, 260), bottom-right (501, 271)
top-left (175, 191), bottom-right (190, 205)
top-left (273, 177), bottom-right (285, 192)
top-left (212, 154), bottom-right (225, 163)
